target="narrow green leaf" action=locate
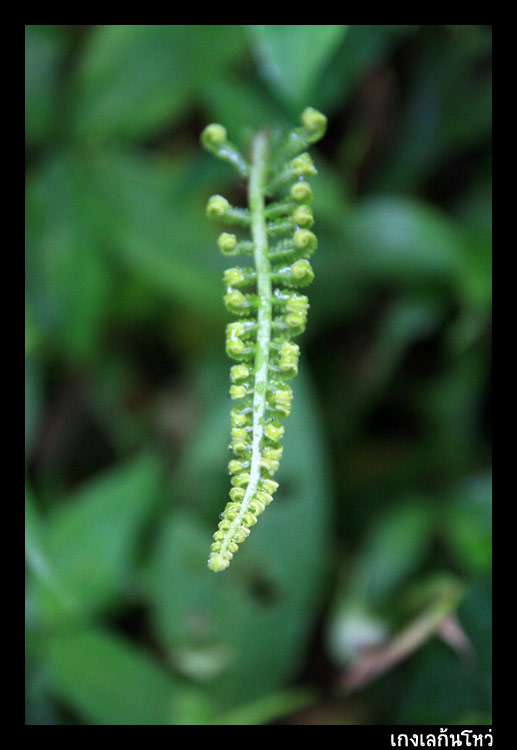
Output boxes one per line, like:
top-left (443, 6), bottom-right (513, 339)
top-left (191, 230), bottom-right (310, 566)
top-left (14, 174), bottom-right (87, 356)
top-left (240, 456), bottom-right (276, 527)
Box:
top-left (33, 454), bottom-right (162, 621)
top-left (247, 25), bottom-right (348, 108)
top-left (44, 629), bottom-right (178, 725)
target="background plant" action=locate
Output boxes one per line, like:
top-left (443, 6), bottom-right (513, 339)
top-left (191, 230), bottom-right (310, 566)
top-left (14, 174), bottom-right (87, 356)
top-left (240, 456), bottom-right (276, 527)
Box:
top-left (25, 25), bottom-right (491, 726)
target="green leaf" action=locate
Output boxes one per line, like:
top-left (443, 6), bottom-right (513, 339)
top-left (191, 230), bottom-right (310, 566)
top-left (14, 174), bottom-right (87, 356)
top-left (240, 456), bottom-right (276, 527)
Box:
top-left (314, 25), bottom-right (408, 114)
top-left (25, 355), bottom-right (42, 462)
top-left (25, 484), bottom-right (63, 597)
top-left (373, 26), bottom-right (491, 193)
top-left (26, 150), bottom-right (111, 361)
top-left (33, 454), bottom-right (163, 621)
top-left (25, 25), bottom-right (68, 145)
top-left (350, 500), bottom-right (434, 605)
top-left (44, 628), bottom-right (179, 725)
top-left (444, 473), bottom-right (492, 575)
top-left (93, 148), bottom-right (226, 318)
top-left (147, 357), bottom-right (331, 707)
top-left (342, 196), bottom-right (471, 290)
top-left (217, 687), bottom-right (314, 725)
top-left (72, 25), bottom-right (246, 139)
top-left (247, 25), bottom-right (348, 109)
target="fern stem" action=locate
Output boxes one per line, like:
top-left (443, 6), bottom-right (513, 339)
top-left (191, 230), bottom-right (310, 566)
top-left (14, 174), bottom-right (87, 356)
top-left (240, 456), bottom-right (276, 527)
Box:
top-left (216, 132), bottom-right (272, 565)
top-left (247, 130), bottom-right (273, 507)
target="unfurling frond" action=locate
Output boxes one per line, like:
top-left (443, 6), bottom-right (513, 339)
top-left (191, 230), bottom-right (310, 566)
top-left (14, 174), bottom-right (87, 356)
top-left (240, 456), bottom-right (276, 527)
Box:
top-left (201, 108), bottom-right (326, 572)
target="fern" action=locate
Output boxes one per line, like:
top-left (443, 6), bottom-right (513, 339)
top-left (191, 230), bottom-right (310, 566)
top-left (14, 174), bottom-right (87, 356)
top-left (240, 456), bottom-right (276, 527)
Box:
top-left (201, 108), bottom-right (326, 572)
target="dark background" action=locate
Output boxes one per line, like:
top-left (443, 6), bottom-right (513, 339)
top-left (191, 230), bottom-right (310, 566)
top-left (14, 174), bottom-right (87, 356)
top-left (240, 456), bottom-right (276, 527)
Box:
top-left (25, 25), bottom-right (492, 725)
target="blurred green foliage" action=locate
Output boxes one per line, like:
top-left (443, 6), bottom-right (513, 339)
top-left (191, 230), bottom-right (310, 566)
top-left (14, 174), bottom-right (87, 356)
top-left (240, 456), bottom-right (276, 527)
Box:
top-left (25, 25), bottom-right (491, 725)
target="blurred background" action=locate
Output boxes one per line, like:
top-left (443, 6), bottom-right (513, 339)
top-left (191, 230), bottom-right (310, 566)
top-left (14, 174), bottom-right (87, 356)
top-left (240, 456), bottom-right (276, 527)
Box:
top-left (25, 25), bottom-right (492, 726)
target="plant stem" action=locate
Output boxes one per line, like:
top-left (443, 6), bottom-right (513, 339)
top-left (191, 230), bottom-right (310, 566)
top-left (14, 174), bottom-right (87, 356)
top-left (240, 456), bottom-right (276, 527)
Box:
top-left (248, 130), bottom-right (273, 490)
top-left (218, 131), bottom-right (272, 562)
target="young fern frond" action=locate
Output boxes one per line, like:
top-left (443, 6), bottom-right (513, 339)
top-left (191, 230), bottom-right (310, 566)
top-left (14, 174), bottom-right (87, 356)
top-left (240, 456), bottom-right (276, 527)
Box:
top-left (201, 108), bottom-right (326, 572)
